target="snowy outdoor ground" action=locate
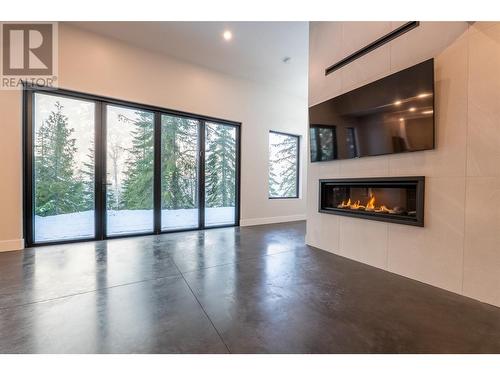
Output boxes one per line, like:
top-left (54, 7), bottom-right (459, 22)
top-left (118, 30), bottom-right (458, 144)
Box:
top-left (34, 207), bottom-right (236, 242)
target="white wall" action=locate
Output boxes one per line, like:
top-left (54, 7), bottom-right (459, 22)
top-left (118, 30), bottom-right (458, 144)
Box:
top-left (307, 21), bottom-right (500, 307)
top-left (0, 23), bottom-right (308, 251)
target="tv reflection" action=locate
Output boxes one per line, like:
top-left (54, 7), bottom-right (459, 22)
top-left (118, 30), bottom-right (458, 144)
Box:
top-left (309, 59), bottom-right (435, 162)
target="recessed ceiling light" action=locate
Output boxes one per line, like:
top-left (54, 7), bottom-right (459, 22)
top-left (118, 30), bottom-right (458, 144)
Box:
top-left (422, 110), bottom-right (434, 115)
top-left (399, 118), bottom-right (404, 121)
top-left (417, 93), bottom-right (431, 98)
top-left (223, 30), bottom-right (232, 41)
top-left (394, 100), bottom-right (402, 106)
top-left (409, 107), bottom-right (416, 112)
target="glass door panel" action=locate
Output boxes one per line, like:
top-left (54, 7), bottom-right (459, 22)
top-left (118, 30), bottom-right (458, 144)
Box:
top-left (33, 93), bottom-right (96, 242)
top-left (204, 122), bottom-right (237, 226)
top-left (160, 114), bottom-right (200, 231)
top-left (105, 105), bottom-right (154, 236)
top-left (27, 89), bottom-right (240, 246)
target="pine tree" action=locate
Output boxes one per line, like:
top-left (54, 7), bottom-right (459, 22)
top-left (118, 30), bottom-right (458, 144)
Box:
top-left (34, 102), bottom-right (86, 216)
top-left (269, 134), bottom-right (298, 197)
top-left (80, 142), bottom-right (95, 211)
top-left (161, 116), bottom-right (198, 210)
top-left (120, 111), bottom-right (155, 210)
top-left (107, 142), bottom-right (124, 210)
top-left (268, 164), bottom-right (280, 197)
top-left (205, 124), bottom-right (236, 208)
top-left (106, 187), bottom-right (119, 210)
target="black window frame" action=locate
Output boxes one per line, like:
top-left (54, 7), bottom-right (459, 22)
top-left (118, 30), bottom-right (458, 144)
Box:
top-left (23, 86), bottom-right (241, 247)
top-left (309, 124), bottom-right (338, 162)
top-left (268, 130), bottom-right (300, 200)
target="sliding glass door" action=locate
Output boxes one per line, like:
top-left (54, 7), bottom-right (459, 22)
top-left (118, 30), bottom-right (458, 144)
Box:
top-left (204, 122), bottom-right (238, 227)
top-left (105, 105), bottom-right (155, 236)
top-left (161, 114), bottom-right (200, 231)
top-left (32, 92), bottom-right (96, 243)
top-left (25, 88), bottom-right (240, 246)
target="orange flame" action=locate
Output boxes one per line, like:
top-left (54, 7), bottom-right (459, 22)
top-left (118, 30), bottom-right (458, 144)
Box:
top-left (337, 194), bottom-right (396, 214)
top-left (377, 205), bottom-right (393, 213)
top-left (350, 200), bottom-right (365, 209)
top-left (365, 195), bottom-right (375, 211)
top-left (337, 198), bottom-right (352, 208)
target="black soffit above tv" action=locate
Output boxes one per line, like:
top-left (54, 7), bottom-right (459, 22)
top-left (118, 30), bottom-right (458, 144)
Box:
top-left (309, 58), bottom-right (435, 162)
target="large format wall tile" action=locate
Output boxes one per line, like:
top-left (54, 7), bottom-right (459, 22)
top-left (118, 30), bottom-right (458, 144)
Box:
top-left (309, 22), bottom-right (343, 106)
top-left (390, 22), bottom-right (468, 73)
top-left (341, 22), bottom-right (392, 56)
top-left (339, 156), bottom-right (389, 178)
top-left (388, 32), bottom-right (468, 178)
top-left (390, 21), bottom-right (407, 30)
top-left (306, 163), bottom-right (341, 252)
top-left (338, 21), bottom-right (392, 94)
top-left (310, 22), bottom-right (344, 69)
top-left (340, 44), bottom-right (391, 95)
top-left (318, 159), bottom-right (340, 179)
top-left (319, 213), bottom-right (340, 253)
top-left (463, 177), bottom-right (500, 306)
top-left (305, 212), bottom-right (321, 249)
top-left (305, 165), bottom-right (321, 247)
top-left (306, 159), bottom-right (341, 250)
top-left (307, 210), bottom-right (340, 254)
top-left (387, 177), bottom-right (465, 293)
top-left (338, 217), bottom-right (388, 269)
top-left (469, 21), bottom-right (498, 34)
top-left (309, 68), bottom-right (342, 107)
top-left (467, 25), bottom-right (500, 177)
top-left (309, 22), bottom-right (500, 307)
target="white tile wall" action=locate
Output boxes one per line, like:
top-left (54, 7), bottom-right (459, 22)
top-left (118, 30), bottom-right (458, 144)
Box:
top-left (463, 177), bottom-right (500, 306)
top-left (308, 21), bottom-right (500, 307)
top-left (466, 26), bottom-right (500, 177)
top-left (462, 24), bottom-right (500, 306)
top-left (339, 217), bottom-right (388, 269)
top-left (340, 44), bottom-right (391, 93)
top-left (341, 22), bottom-right (392, 56)
top-left (390, 22), bottom-right (469, 73)
top-left (387, 177), bottom-right (465, 293)
top-left (339, 156), bottom-right (389, 178)
top-left (388, 33), bottom-right (469, 178)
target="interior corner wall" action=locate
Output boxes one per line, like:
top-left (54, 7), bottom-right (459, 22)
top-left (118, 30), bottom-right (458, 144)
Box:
top-left (0, 23), bottom-right (308, 252)
top-left (307, 21), bottom-right (500, 307)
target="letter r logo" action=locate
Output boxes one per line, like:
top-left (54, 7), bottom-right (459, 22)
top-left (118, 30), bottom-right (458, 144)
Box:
top-left (2, 23), bottom-right (53, 75)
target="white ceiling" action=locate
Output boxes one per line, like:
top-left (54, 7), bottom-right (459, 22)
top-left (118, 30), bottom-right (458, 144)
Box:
top-left (68, 21), bottom-right (309, 97)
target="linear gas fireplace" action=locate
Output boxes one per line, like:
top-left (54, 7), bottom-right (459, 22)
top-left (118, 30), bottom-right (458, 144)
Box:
top-left (319, 177), bottom-right (425, 226)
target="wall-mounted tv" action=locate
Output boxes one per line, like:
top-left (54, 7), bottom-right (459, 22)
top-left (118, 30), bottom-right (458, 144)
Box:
top-left (309, 59), bottom-right (435, 162)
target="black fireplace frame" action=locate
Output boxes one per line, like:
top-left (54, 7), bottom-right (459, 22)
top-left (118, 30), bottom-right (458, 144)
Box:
top-left (318, 176), bottom-right (425, 227)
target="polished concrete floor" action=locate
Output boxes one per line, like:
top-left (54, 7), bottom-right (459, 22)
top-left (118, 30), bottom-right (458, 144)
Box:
top-left (1, 221), bottom-right (500, 353)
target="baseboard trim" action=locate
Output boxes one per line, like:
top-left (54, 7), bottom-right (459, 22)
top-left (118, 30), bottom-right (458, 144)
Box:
top-left (240, 214), bottom-right (306, 227)
top-left (0, 239), bottom-right (25, 252)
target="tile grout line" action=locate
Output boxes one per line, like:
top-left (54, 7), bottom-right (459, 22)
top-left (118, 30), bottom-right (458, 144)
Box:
top-left (171, 259), bottom-right (232, 354)
top-left (180, 248), bottom-right (297, 275)
top-left (0, 273), bottom-right (182, 311)
top-left (0, 247), bottom-right (298, 312)
top-left (0, 224), bottom-right (305, 311)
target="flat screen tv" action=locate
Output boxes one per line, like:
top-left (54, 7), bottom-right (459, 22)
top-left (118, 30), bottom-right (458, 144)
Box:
top-left (309, 59), bottom-right (435, 162)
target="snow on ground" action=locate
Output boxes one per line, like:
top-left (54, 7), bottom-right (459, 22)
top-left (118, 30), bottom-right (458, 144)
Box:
top-left (34, 207), bottom-right (235, 242)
